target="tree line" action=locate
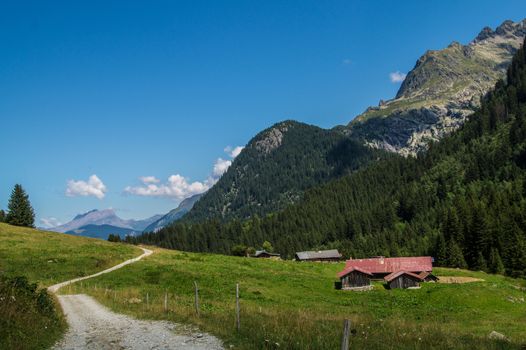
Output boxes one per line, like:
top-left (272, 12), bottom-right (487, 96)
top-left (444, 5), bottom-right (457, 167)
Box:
top-left (0, 184), bottom-right (35, 228)
top-left (133, 37), bottom-right (526, 278)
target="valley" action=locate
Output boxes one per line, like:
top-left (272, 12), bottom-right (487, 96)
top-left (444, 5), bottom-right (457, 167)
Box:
top-left (1, 8), bottom-right (526, 350)
top-left (62, 246), bottom-right (526, 349)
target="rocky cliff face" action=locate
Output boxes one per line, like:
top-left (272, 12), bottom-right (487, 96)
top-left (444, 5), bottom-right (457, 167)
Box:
top-left (349, 19), bottom-right (526, 156)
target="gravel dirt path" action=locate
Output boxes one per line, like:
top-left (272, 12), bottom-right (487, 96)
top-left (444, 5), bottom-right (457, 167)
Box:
top-left (49, 247), bottom-right (224, 350)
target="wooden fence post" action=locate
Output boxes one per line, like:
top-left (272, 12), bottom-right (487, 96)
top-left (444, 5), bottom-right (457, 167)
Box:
top-left (146, 293), bottom-right (149, 310)
top-left (341, 319), bottom-right (351, 350)
top-left (194, 281), bottom-right (200, 316)
top-left (164, 292), bottom-right (168, 312)
top-left (235, 283), bottom-right (240, 332)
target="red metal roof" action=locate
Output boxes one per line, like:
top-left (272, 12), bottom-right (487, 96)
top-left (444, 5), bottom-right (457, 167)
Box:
top-left (342, 256), bottom-right (432, 274)
top-left (384, 270), bottom-right (424, 282)
top-left (337, 266), bottom-right (373, 278)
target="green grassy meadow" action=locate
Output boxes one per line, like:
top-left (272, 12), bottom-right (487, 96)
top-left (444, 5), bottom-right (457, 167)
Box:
top-left (64, 247), bottom-right (526, 349)
top-left (0, 223), bottom-right (141, 349)
top-left (0, 223), bottom-right (141, 286)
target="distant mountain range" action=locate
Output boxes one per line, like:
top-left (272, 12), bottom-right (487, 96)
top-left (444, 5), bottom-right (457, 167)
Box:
top-left (65, 224), bottom-right (136, 240)
top-left (50, 197), bottom-right (204, 239)
top-left (49, 209), bottom-right (163, 239)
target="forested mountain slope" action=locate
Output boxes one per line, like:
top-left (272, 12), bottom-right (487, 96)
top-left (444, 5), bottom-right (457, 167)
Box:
top-left (182, 21), bottom-right (526, 225)
top-left (143, 193), bottom-right (203, 232)
top-left (184, 120), bottom-right (382, 222)
top-left (137, 37), bottom-right (526, 278)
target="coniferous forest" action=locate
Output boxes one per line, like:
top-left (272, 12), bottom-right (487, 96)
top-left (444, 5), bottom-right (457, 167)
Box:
top-left (136, 37), bottom-right (526, 278)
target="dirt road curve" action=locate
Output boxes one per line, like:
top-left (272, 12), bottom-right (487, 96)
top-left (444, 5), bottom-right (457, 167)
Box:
top-left (48, 247), bottom-right (154, 293)
top-left (49, 247), bottom-right (224, 350)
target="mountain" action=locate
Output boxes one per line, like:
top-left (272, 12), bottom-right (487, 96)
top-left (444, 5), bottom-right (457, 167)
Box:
top-left (65, 224), bottom-right (136, 240)
top-left (182, 21), bottom-right (526, 223)
top-left (143, 193), bottom-right (203, 232)
top-left (50, 209), bottom-right (162, 234)
top-left (136, 35), bottom-right (526, 278)
top-left (183, 120), bottom-right (383, 222)
top-left (349, 19), bottom-right (526, 156)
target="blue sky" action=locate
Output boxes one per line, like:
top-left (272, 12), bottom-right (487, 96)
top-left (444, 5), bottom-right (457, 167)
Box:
top-left (1, 1), bottom-right (525, 226)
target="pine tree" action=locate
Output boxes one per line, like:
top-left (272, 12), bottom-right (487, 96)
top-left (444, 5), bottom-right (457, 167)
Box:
top-left (447, 240), bottom-right (468, 269)
top-left (473, 252), bottom-right (488, 272)
top-left (107, 234), bottom-right (121, 242)
top-left (6, 184), bottom-right (35, 228)
top-left (442, 208), bottom-right (462, 243)
top-left (488, 248), bottom-right (505, 274)
top-left (0, 209), bottom-right (5, 223)
top-left (434, 234), bottom-right (448, 266)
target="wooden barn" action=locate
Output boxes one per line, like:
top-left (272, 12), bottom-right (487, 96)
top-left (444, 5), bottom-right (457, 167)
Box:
top-left (339, 256), bottom-right (433, 279)
top-left (337, 256), bottom-right (434, 290)
top-left (338, 267), bottom-right (373, 290)
top-left (384, 271), bottom-right (424, 289)
top-left (295, 249), bottom-right (342, 262)
top-left (252, 250), bottom-right (281, 259)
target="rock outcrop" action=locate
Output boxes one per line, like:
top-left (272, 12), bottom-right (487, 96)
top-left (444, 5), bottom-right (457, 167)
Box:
top-left (349, 19), bottom-right (526, 156)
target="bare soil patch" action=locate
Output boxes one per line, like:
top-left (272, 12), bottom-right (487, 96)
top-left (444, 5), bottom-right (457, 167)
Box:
top-left (438, 276), bottom-right (484, 284)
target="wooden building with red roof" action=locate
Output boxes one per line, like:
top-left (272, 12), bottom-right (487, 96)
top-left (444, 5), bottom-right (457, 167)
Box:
top-left (337, 256), bottom-right (434, 290)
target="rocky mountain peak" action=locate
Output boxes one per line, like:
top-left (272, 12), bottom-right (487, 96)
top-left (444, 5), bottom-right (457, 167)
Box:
top-left (475, 26), bottom-right (494, 42)
top-left (349, 19), bottom-right (526, 156)
top-left (473, 19), bottom-right (526, 44)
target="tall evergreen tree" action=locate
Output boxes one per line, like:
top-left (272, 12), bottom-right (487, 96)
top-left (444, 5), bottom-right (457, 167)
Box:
top-left (0, 209), bottom-right (5, 223)
top-left (473, 252), bottom-right (488, 272)
top-left (447, 240), bottom-right (468, 269)
top-left (488, 248), bottom-right (505, 274)
top-left (434, 234), bottom-right (448, 266)
top-left (6, 184), bottom-right (35, 228)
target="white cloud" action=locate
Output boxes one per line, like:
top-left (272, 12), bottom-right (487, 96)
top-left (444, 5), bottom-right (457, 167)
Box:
top-left (213, 158), bottom-right (232, 177)
top-left (124, 174), bottom-right (211, 200)
top-left (389, 71), bottom-right (407, 83)
top-left (140, 176), bottom-right (160, 184)
top-left (125, 145), bottom-right (245, 200)
top-left (66, 174), bottom-right (107, 199)
top-left (224, 145), bottom-right (244, 158)
top-left (40, 217), bottom-right (62, 228)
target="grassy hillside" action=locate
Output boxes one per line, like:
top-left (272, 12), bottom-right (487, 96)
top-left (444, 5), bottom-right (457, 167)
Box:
top-left (0, 223), bottom-right (141, 286)
top-left (64, 248), bottom-right (526, 349)
top-left (0, 223), bottom-right (142, 349)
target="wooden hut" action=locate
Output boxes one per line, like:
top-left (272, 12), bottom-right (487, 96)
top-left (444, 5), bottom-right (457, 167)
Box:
top-left (295, 249), bottom-right (342, 262)
top-left (252, 250), bottom-right (281, 260)
top-left (337, 267), bottom-right (373, 290)
top-left (384, 271), bottom-right (424, 289)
